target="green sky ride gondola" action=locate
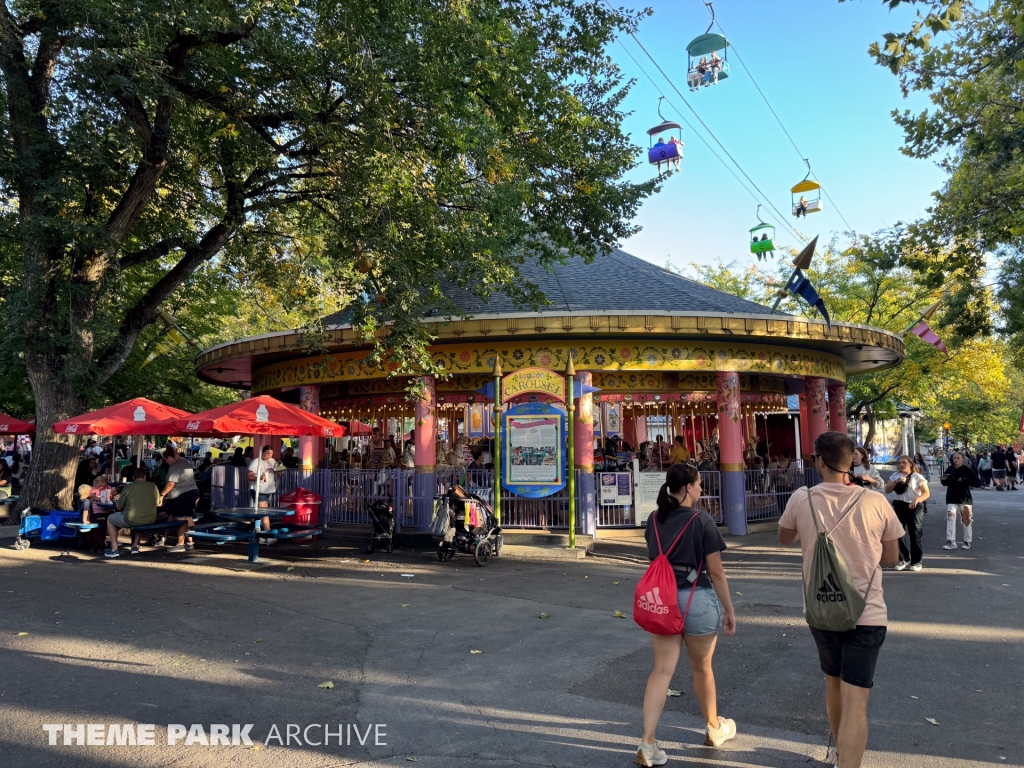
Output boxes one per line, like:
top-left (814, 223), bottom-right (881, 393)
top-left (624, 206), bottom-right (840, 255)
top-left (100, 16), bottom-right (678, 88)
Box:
top-left (749, 206), bottom-right (775, 260)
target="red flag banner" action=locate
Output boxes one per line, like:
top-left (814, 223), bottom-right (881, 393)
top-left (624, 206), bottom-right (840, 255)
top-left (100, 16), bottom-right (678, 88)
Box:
top-left (910, 321), bottom-right (948, 355)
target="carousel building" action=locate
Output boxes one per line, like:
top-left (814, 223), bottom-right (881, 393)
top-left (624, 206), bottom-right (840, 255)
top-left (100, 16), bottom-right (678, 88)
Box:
top-left (195, 250), bottom-right (904, 535)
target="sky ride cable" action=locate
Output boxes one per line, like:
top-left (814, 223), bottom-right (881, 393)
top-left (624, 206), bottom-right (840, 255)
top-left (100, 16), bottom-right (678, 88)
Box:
top-left (615, 39), bottom-right (803, 245)
top-left (711, 16), bottom-right (856, 232)
top-left (618, 24), bottom-right (802, 241)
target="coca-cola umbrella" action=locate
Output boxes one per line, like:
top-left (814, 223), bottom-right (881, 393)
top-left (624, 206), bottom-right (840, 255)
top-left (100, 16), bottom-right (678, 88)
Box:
top-left (53, 397), bottom-right (196, 472)
top-left (53, 398), bottom-right (193, 436)
top-left (171, 396), bottom-right (346, 510)
top-left (0, 412), bottom-right (35, 435)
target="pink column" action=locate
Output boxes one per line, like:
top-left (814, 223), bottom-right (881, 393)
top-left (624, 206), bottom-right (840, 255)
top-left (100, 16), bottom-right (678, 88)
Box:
top-left (805, 377), bottom-right (829, 449)
top-left (716, 371), bottom-right (746, 534)
top-left (413, 375), bottom-right (437, 526)
top-left (828, 382), bottom-right (847, 435)
top-left (575, 372), bottom-right (596, 535)
top-left (634, 411), bottom-right (647, 445)
top-left (414, 375), bottom-right (436, 469)
top-left (298, 385), bottom-right (321, 470)
top-left (574, 372), bottom-right (594, 471)
top-left (798, 392), bottom-right (812, 462)
top-left (716, 373), bottom-right (743, 471)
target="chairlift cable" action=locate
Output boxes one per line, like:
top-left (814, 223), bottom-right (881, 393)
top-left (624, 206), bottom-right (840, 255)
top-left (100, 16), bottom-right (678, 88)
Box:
top-left (615, 39), bottom-right (803, 244)
top-left (617, 25), bottom-right (802, 241)
top-left (712, 16), bottom-right (855, 232)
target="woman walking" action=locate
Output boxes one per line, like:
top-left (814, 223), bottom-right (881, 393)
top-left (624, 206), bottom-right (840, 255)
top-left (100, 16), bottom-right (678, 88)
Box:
top-left (940, 451), bottom-right (980, 550)
top-left (852, 446), bottom-right (882, 490)
top-left (636, 464), bottom-right (737, 765)
top-left (884, 455), bottom-right (930, 571)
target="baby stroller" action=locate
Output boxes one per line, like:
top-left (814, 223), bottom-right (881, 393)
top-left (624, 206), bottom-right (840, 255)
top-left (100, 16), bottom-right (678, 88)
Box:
top-left (366, 498), bottom-right (397, 553)
top-left (431, 485), bottom-right (502, 567)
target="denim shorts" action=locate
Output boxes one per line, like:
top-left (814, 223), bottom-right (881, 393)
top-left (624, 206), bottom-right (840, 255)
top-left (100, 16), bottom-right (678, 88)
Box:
top-left (678, 586), bottom-right (722, 636)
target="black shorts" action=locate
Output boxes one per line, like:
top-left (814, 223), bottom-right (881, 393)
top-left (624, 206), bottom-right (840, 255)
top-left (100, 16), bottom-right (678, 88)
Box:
top-left (809, 625), bottom-right (887, 688)
top-left (166, 489), bottom-right (199, 518)
top-left (250, 490), bottom-right (278, 507)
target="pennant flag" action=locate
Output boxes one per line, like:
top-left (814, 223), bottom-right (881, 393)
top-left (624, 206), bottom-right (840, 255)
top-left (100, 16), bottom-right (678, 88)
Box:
top-left (140, 327), bottom-right (188, 368)
top-left (790, 270), bottom-right (831, 329)
top-left (909, 320), bottom-right (949, 356)
top-left (139, 311), bottom-right (198, 369)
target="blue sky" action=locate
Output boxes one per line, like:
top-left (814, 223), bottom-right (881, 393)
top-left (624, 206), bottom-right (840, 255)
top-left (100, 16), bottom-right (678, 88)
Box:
top-left (612, 0), bottom-right (948, 270)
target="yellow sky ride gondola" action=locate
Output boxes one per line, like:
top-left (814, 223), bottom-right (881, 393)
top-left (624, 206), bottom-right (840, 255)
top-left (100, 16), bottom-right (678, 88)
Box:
top-left (792, 160), bottom-right (823, 217)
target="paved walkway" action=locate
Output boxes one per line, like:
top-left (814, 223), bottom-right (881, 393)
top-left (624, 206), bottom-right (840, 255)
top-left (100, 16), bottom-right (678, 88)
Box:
top-left (0, 483), bottom-right (1020, 767)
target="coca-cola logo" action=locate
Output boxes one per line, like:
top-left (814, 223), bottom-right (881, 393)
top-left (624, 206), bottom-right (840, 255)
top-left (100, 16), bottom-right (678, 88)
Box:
top-left (65, 425), bottom-right (79, 433)
top-left (0, 425), bottom-right (7, 431)
top-left (323, 428), bottom-right (334, 436)
top-left (186, 421), bottom-right (201, 430)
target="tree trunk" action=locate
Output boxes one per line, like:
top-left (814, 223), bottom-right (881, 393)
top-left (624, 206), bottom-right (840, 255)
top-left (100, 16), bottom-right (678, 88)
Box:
top-left (864, 409), bottom-right (877, 454)
top-left (16, 359), bottom-right (84, 516)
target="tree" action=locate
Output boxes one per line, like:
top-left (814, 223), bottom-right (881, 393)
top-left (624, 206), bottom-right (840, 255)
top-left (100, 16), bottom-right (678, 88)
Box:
top-left (681, 232), bottom-right (1020, 450)
top-left (848, 1), bottom-right (1024, 344)
top-left (0, 0), bottom-right (655, 509)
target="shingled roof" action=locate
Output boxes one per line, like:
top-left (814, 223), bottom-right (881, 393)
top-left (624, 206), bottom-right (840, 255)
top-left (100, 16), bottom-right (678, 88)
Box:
top-left (325, 249), bottom-right (772, 326)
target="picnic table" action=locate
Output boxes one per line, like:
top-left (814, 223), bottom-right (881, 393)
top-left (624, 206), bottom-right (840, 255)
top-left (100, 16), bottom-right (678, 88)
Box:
top-left (189, 507), bottom-right (321, 563)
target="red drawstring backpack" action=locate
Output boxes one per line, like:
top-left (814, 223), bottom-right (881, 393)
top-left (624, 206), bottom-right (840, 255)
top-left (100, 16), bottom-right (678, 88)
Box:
top-left (634, 511), bottom-right (704, 635)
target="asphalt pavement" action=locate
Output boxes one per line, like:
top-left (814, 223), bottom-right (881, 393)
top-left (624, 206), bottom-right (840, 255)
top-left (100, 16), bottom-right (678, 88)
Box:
top-left (0, 481), bottom-right (1020, 767)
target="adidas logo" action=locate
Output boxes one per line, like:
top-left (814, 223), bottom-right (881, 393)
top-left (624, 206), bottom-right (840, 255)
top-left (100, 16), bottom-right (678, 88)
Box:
top-left (816, 573), bottom-right (847, 603)
top-left (637, 586), bottom-right (670, 615)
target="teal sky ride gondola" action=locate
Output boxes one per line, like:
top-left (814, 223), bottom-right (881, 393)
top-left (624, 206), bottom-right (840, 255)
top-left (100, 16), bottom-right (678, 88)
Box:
top-left (686, 3), bottom-right (729, 90)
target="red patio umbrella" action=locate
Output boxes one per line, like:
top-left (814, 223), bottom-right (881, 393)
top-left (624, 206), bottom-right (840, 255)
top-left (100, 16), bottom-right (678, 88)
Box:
top-left (172, 396), bottom-right (345, 511)
top-left (171, 395), bottom-right (346, 438)
top-left (0, 413), bottom-right (35, 435)
top-left (52, 398), bottom-right (193, 436)
top-left (346, 419), bottom-right (374, 436)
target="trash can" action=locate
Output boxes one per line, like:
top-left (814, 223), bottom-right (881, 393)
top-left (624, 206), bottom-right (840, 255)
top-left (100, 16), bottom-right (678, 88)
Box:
top-left (279, 487), bottom-right (321, 528)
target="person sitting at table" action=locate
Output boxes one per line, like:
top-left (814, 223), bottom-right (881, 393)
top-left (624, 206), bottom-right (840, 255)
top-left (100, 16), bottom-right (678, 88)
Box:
top-left (106, 467), bottom-right (181, 557)
top-left (160, 447), bottom-right (199, 553)
top-left (89, 473), bottom-right (118, 513)
top-left (247, 444), bottom-right (283, 544)
top-left (0, 457), bottom-right (12, 500)
top-left (74, 457), bottom-right (98, 488)
top-left (228, 447), bottom-right (247, 467)
top-left (281, 446), bottom-right (299, 469)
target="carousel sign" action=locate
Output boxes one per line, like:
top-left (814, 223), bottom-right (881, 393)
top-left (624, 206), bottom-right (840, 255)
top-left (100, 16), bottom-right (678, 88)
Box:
top-left (501, 367), bottom-right (566, 403)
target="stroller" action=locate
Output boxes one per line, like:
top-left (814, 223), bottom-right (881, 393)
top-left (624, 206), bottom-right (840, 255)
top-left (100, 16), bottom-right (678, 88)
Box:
top-left (430, 485), bottom-right (502, 567)
top-left (366, 499), bottom-right (397, 554)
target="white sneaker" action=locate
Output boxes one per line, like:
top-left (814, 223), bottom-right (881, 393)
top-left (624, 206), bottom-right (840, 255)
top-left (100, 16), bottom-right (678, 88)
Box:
top-left (910, 563), bottom-right (923, 572)
top-left (961, 541), bottom-right (971, 550)
top-left (894, 561), bottom-right (908, 571)
top-left (942, 540), bottom-right (957, 550)
top-left (634, 741), bottom-right (667, 766)
top-left (704, 716), bottom-right (737, 747)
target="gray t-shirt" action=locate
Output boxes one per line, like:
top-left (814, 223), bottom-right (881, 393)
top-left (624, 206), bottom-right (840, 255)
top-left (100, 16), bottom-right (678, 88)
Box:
top-left (165, 459), bottom-right (198, 499)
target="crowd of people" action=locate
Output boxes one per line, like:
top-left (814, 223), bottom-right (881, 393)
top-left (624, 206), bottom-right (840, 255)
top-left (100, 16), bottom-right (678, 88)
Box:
top-left (634, 431), bottom-right (1005, 768)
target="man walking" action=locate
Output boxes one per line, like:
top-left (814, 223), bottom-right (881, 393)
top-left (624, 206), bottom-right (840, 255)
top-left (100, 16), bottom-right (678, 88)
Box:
top-left (779, 432), bottom-right (903, 768)
top-left (990, 445), bottom-right (1008, 490)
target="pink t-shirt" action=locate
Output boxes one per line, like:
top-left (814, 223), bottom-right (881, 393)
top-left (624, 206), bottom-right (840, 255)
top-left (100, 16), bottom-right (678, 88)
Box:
top-left (779, 482), bottom-right (905, 626)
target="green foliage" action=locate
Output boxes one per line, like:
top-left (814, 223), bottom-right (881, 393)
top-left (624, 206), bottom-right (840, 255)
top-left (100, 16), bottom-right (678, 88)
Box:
top-left (0, 0), bottom-right (654, 413)
top-left (849, 1), bottom-right (1024, 344)
top-left (686, 231), bottom-right (1024, 445)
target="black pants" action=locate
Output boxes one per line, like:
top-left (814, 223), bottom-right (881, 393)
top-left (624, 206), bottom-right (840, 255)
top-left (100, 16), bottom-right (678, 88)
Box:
top-left (892, 500), bottom-right (924, 565)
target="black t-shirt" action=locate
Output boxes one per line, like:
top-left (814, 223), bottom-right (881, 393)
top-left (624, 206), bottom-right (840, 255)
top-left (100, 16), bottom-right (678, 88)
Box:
top-left (941, 464), bottom-right (979, 505)
top-left (645, 506), bottom-right (726, 589)
top-left (992, 450), bottom-right (1007, 470)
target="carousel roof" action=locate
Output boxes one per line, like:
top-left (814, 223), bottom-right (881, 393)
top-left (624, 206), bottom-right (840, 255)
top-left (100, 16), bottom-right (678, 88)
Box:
top-left (323, 249), bottom-right (770, 325)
